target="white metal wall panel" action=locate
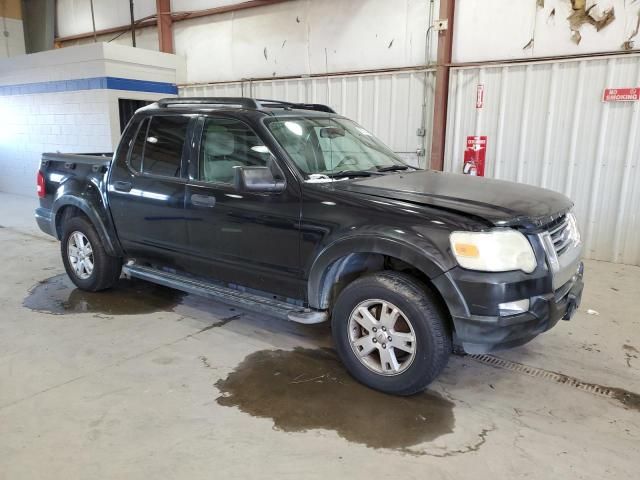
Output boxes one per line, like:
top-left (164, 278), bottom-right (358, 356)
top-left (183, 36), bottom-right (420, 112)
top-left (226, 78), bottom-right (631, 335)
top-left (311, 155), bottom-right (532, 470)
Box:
top-left (445, 54), bottom-right (640, 266)
top-left (180, 69), bottom-right (436, 167)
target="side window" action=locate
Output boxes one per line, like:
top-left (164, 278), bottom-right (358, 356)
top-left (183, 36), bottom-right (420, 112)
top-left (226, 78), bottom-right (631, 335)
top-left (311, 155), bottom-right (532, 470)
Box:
top-left (128, 117), bottom-right (149, 173)
top-left (141, 115), bottom-right (190, 178)
top-left (199, 117), bottom-right (270, 184)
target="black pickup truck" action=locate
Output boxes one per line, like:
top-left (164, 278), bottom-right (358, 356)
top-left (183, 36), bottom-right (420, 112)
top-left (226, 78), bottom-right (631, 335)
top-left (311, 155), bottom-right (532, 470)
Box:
top-left (35, 97), bottom-right (584, 395)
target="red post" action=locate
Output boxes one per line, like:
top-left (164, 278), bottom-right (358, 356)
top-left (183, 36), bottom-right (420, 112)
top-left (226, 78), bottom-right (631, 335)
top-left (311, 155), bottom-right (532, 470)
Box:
top-left (429, 0), bottom-right (455, 171)
top-left (156, 0), bottom-right (174, 54)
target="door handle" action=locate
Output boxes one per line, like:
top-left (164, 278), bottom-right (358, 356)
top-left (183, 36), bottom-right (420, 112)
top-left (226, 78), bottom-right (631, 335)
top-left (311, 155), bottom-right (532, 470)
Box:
top-left (191, 194), bottom-right (216, 207)
top-left (113, 181), bottom-right (132, 192)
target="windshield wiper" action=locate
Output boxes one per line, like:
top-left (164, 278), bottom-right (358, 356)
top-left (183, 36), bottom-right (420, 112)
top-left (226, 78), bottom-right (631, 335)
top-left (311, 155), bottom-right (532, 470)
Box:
top-left (376, 165), bottom-right (410, 172)
top-left (326, 170), bottom-right (374, 179)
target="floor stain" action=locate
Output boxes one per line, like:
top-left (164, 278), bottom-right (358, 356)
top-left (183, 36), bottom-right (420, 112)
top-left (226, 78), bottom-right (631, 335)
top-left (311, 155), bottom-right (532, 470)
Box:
top-left (200, 355), bottom-right (213, 369)
top-left (580, 342), bottom-right (601, 353)
top-left (611, 388), bottom-right (640, 412)
top-left (215, 347), bottom-right (455, 451)
top-left (623, 344), bottom-right (638, 368)
top-left (23, 274), bottom-right (184, 315)
top-left (193, 314), bottom-right (243, 334)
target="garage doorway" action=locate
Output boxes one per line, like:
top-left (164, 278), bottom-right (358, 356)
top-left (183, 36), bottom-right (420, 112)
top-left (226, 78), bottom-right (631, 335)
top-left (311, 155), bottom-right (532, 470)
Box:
top-left (118, 99), bottom-right (152, 133)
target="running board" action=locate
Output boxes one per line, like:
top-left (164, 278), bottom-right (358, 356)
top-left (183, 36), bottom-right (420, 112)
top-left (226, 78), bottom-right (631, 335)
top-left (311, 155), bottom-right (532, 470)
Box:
top-left (122, 264), bottom-right (328, 324)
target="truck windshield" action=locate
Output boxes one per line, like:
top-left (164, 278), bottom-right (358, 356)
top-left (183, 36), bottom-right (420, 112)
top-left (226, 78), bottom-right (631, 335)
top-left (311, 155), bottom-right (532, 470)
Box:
top-left (266, 117), bottom-right (408, 178)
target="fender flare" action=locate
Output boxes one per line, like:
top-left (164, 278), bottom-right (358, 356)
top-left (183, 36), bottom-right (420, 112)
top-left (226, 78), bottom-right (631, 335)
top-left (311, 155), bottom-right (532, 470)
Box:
top-left (52, 195), bottom-right (122, 257)
top-left (307, 235), bottom-right (450, 309)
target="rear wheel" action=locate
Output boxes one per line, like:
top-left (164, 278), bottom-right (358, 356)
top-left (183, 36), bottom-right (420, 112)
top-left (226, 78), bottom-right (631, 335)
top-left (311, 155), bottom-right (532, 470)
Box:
top-left (331, 271), bottom-right (451, 395)
top-left (61, 217), bottom-right (121, 291)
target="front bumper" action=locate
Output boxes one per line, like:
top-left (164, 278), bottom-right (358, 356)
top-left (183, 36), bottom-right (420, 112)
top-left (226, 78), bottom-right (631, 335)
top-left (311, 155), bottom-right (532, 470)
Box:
top-left (434, 262), bottom-right (584, 354)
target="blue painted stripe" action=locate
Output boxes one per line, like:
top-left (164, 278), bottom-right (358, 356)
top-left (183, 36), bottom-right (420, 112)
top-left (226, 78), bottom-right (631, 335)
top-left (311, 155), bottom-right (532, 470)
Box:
top-left (0, 76), bottom-right (177, 96)
top-left (105, 77), bottom-right (177, 94)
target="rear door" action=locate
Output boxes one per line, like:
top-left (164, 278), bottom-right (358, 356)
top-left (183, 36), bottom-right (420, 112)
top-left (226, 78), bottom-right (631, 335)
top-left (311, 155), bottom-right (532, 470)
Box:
top-left (183, 115), bottom-right (304, 300)
top-left (108, 113), bottom-right (195, 269)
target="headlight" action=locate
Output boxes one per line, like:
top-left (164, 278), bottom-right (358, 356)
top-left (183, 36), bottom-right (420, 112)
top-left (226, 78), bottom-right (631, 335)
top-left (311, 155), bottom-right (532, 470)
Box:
top-left (566, 212), bottom-right (581, 244)
top-left (450, 229), bottom-right (537, 273)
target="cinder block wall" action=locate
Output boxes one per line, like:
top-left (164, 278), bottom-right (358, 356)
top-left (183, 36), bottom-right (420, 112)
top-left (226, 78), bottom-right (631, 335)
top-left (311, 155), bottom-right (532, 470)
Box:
top-left (0, 43), bottom-right (185, 196)
top-left (0, 90), bottom-right (112, 196)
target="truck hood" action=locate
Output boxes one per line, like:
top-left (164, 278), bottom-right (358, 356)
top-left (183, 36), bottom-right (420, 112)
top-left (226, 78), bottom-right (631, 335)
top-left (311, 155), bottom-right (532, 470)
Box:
top-left (332, 170), bottom-right (573, 228)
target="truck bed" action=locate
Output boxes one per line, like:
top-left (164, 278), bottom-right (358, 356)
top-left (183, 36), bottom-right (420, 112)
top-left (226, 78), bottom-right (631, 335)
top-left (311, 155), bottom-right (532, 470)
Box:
top-left (42, 152), bottom-right (112, 168)
top-left (37, 152), bottom-right (114, 234)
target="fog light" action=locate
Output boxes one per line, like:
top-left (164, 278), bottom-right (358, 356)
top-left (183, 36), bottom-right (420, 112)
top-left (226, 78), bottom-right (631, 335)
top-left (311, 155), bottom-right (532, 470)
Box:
top-left (499, 299), bottom-right (530, 316)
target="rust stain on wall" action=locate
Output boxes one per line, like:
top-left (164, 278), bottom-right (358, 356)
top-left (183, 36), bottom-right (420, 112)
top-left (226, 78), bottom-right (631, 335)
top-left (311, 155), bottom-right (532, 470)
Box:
top-left (572, 0), bottom-right (586, 10)
top-left (567, 1), bottom-right (616, 45)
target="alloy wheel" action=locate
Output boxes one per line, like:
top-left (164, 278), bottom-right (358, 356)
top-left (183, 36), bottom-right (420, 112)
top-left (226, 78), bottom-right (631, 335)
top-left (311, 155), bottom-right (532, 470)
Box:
top-left (67, 231), bottom-right (94, 280)
top-left (348, 299), bottom-right (417, 376)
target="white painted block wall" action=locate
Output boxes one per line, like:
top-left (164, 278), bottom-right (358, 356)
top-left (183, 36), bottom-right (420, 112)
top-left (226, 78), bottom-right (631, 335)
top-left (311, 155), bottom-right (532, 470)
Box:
top-left (0, 90), bottom-right (112, 196)
top-left (0, 43), bottom-right (185, 196)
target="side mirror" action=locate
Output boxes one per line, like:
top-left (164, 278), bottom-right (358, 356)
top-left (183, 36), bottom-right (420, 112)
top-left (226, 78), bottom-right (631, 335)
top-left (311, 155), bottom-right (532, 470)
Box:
top-left (234, 166), bottom-right (285, 193)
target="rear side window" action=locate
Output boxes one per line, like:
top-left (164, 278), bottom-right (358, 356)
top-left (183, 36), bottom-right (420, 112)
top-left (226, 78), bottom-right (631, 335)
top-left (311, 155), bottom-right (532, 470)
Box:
top-left (128, 115), bottom-right (190, 177)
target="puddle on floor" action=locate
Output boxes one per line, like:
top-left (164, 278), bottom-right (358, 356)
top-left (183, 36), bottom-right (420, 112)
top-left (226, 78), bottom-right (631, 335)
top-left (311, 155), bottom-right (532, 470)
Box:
top-left (216, 347), bottom-right (455, 450)
top-left (23, 274), bottom-right (184, 315)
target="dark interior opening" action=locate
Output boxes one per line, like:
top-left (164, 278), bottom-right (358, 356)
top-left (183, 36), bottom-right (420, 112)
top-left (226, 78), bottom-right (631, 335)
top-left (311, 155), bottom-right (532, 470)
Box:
top-left (118, 99), bottom-right (153, 133)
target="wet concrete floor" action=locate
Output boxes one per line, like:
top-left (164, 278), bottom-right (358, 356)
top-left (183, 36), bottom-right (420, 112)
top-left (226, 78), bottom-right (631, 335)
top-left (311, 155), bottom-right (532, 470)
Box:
top-left (24, 273), bottom-right (457, 451)
top-left (216, 347), bottom-right (455, 451)
top-left (23, 274), bottom-right (184, 315)
top-left (23, 272), bottom-right (640, 426)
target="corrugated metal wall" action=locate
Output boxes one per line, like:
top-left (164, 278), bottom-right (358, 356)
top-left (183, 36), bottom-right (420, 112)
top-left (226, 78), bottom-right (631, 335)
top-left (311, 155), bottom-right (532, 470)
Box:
top-left (444, 54), bottom-right (640, 265)
top-left (179, 69), bottom-right (436, 167)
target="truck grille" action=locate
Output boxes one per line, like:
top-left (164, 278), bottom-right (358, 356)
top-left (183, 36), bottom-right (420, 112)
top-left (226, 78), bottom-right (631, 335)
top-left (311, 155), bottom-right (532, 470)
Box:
top-left (538, 212), bottom-right (582, 290)
top-left (547, 215), bottom-right (572, 257)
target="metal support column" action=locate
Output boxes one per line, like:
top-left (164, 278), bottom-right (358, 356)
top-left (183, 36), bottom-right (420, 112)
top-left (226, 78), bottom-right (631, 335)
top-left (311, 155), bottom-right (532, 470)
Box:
top-left (429, 0), bottom-right (455, 171)
top-left (156, 0), bottom-right (174, 54)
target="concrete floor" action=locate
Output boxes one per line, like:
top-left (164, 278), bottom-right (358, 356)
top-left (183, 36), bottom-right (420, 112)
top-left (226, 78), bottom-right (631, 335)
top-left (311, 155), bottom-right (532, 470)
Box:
top-left (0, 191), bottom-right (638, 479)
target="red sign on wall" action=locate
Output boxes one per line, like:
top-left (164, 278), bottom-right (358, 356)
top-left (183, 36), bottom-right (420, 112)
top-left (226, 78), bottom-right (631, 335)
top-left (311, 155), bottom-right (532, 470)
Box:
top-left (463, 136), bottom-right (487, 177)
top-left (602, 88), bottom-right (639, 102)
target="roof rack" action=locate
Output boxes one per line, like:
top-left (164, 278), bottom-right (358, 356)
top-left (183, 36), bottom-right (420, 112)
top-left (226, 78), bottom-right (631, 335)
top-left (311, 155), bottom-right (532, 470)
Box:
top-left (256, 99), bottom-right (336, 114)
top-left (156, 97), bottom-right (336, 114)
top-left (157, 97), bottom-right (261, 109)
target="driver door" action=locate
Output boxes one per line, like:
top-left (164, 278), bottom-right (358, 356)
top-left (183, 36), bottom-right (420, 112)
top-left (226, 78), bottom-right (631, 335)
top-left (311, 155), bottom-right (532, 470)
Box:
top-left (183, 115), bottom-right (305, 300)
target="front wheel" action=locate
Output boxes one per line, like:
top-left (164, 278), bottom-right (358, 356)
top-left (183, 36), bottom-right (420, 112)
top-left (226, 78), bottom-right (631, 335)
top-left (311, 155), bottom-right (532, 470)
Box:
top-left (331, 271), bottom-right (451, 396)
top-left (61, 216), bottom-right (122, 291)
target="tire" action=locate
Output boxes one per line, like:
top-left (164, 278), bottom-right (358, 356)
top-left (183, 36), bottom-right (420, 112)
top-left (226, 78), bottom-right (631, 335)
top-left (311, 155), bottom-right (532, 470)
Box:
top-left (331, 271), bottom-right (451, 396)
top-left (61, 216), bottom-right (122, 291)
